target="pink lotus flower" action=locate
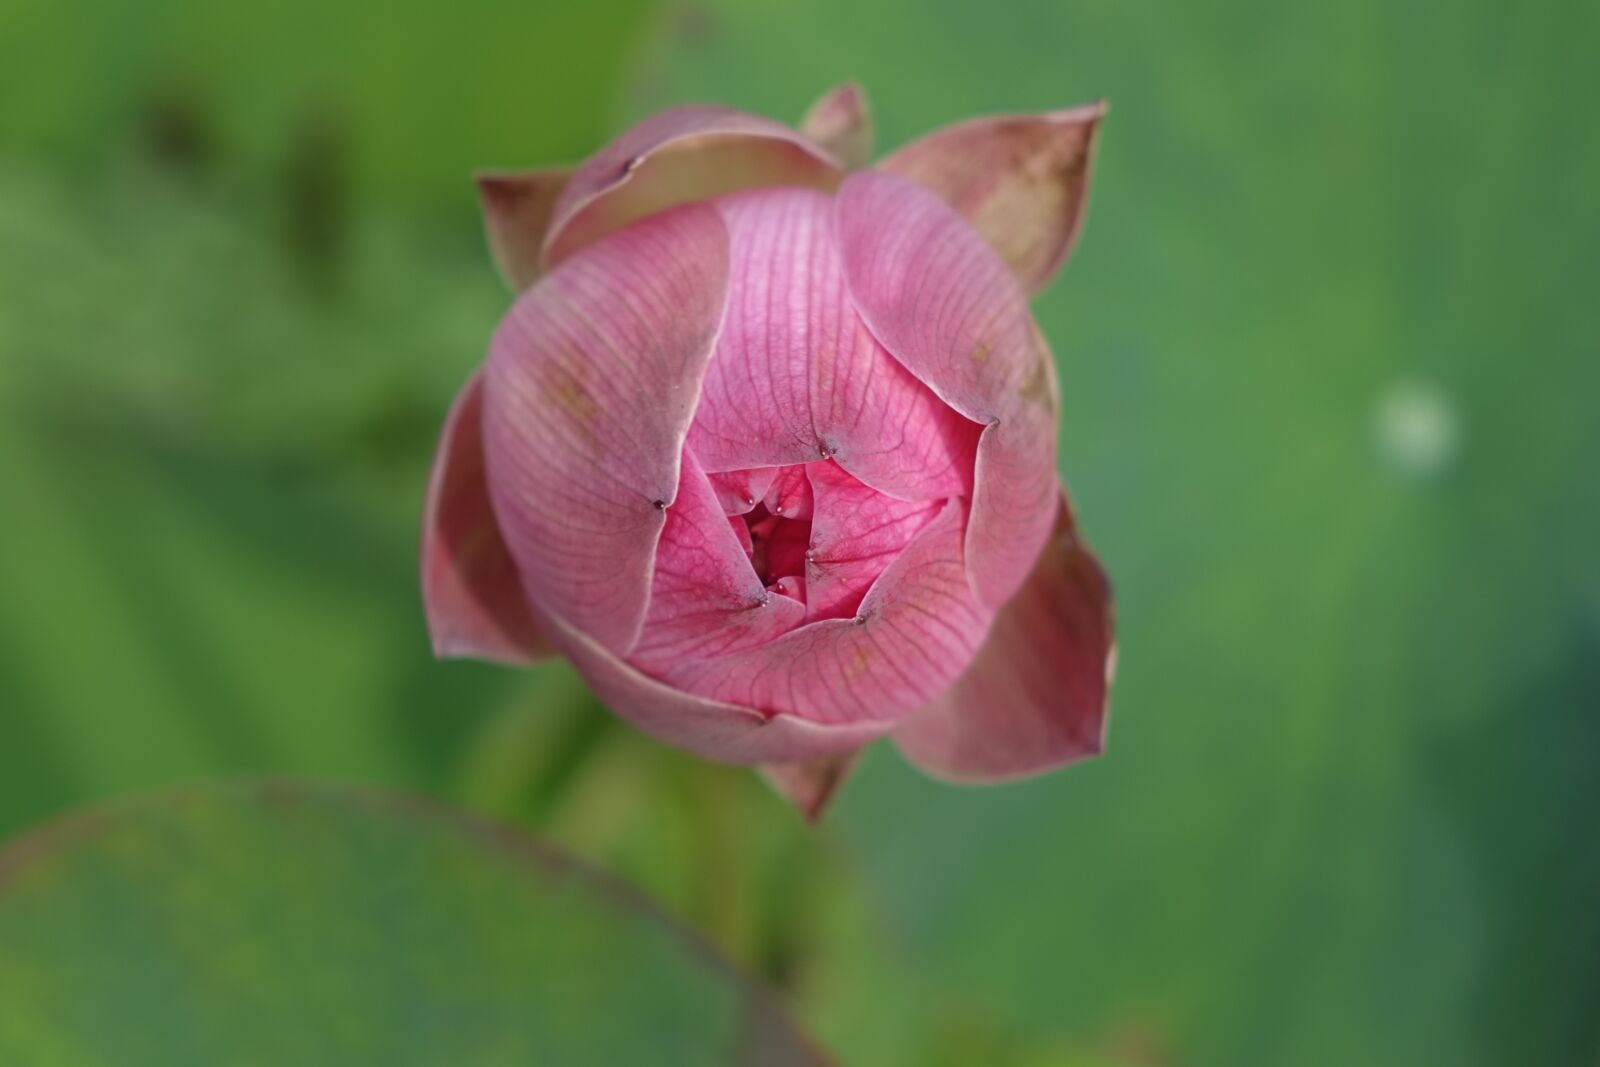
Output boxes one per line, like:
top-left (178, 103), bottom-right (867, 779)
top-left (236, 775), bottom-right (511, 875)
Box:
top-left (423, 85), bottom-right (1114, 819)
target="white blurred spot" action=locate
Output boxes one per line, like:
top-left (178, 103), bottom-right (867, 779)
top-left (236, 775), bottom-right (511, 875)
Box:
top-left (1374, 379), bottom-right (1459, 479)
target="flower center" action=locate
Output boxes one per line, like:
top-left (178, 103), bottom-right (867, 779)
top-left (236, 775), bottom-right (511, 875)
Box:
top-left (742, 503), bottom-right (811, 600)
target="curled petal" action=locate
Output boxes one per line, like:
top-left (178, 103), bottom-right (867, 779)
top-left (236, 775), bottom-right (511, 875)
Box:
top-left (476, 168), bottom-right (573, 292)
top-left (806, 460), bottom-right (940, 621)
top-left (708, 468), bottom-right (777, 515)
top-left (760, 751), bottom-right (862, 822)
top-left (483, 204), bottom-right (730, 652)
top-left (688, 187), bottom-right (981, 502)
top-left (421, 372), bottom-right (549, 664)
top-left (630, 451), bottom-right (806, 674)
top-left (660, 500), bottom-right (990, 725)
top-left (836, 171), bottom-right (1058, 607)
top-left (533, 599), bottom-right (890, 765)
top-left (763, 464), bottom-right (813, 519)
top-left (893, 493), bottom-right (1114, 781)
top-left (799, 82), bottom-right (874, 170)
top-left (879, 102), bottom-right (1105, 294)
top-left (544, 105), bottom-right (841, 269)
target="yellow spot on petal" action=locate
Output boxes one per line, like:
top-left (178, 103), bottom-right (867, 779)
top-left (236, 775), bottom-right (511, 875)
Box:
top-left (846, 644), bottom-right (872, 679)
top-left (543, 362), bottom-right (600, 446)
top-left (1019, 354), bottom-right (1052, 407)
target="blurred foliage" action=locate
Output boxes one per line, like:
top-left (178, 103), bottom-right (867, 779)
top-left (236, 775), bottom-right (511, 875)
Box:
top-left (0, 0), bottom-right (1596, 1064)
top-left (0, 0), bottom-right (650, 218)
top-left (0, 780), bottom-right (823, 1065)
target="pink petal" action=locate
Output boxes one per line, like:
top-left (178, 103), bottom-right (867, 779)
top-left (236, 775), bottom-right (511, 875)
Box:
top-left (770, 573), bottom-right (806, 604)
top-left (805, 459), bottom-right (940, 621)
top-left (629, 450), bottom-right (805, 674)
top-left (762, 464), bottom-right (814, 519)
top-left (878, 102), bottom-right (1105, 295)
top-left (708, 468), bottom-right (777, 515)
top-left (532, 598), bottom-right (891, 765)
top-left (835, 171), bottom-right (1059, 608)
top-left (893, 493), bottom-right (1114, 782)
top-left (476, 168), bottom-right (573, 292)
top-left (760, 750), bottom-right (862, 822)
top-left (687, 187), bottom-right (982, 502)
top-left (659, 499), bottom-right (990, 725)
top-left (482, 203), bottom-right (730, 652)
top-left (728, 514), bottom-right (755, 556)
top-left (543, 105), bottom-right (841, 269)
top-left (420, 372), bottom-right (549, 664)
top-left (799, 82), bottom-right (873, 170)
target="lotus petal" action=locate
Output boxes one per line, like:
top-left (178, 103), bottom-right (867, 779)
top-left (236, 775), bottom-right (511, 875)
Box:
top-left (762, 464), bottom-right (814, 519)
top-left (894, 493), bottom-right (1114, 780)
top-left (476, 168), bottom-right (573, 292)
top-left (708, 468), bottom-right (778, 515)
top-left (805, 459), bottom-right (940, 621)
top-left (760, 751), bottom-right (861, 822)
top-left (421, 372), bottom-right (549, 664)
top-left (659, 500), bottom-right (990, 724)
top-left (879, 102), bottom-right (1104, 294)
top-left (533, 600), bottom-right (891, 765)
top-left (483, 203), bottom-right (730, 652)
top-left (799, 82), bottom-right (873, 170)
top-left (630, 450), bottom-right (805, 673)
top-left (836, 171), bottom-right (1058, 608)
top-left (688, 186), bottom-right (981, 502)
top-left (543, 105), bottom-right (841, 268)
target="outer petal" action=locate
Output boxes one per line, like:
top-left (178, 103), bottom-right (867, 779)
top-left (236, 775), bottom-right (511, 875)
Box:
top-left (835, 171), bottom-right (1058, 608)
top-left (893, 493), bottom-right (1114, 782)
top-left (659, 500), bottom-right (991, 725)
top-left (878, 102), bottom-right (1104, 294)
top-left (688, 187), bottom-right (982, 502)
top-left (420, 372), bottom-right (549, 664)
top-left (629, 450), bottom-right (806, 674)
top-left (543, 105), bottom-right (842, 269)
top-left (532, 599), bottom-right (890, 765)
top-left (760, 751), bottom-right (862, 823)
top-left (476, 168), bottom-right (573, 292)
top-left (799, 82), bottom-right (873, 170)
top-left (482, 203), bottom-right (729, 653)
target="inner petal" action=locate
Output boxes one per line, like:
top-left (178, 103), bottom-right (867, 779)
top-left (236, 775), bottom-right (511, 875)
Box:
top-left (629, 450), bottom-right (804, 674)
top-left (722, 464), bottom-right (815, 598)
top-left (805, 459), bottom-right (942, 621)
top-left (686, 186), bottom-right (981, 501)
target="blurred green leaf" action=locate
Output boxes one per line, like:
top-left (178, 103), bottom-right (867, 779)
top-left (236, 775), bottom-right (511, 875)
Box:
top-left (0, 164), bottom-right (530, 837)
top-left (0, 779), bottom-right (826, 1066)
top-left (0, 0), bottom-right (652, 221)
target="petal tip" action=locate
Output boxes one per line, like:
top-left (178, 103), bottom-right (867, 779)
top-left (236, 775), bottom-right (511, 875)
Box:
top-left (760, 751), bottom-right (861, 822)
top-left (1046, 98), bottom-right (1108, 124)
top-left (799, 82), bottom-right (874, 170)
top-left (474, 168), bottom-right (573, 292)
top-left (876, 101), bottom-right (1106, 293)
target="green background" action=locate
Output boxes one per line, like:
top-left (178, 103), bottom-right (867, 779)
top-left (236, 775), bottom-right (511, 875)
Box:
top-left (1, 0), bottom-right (1595, 1063)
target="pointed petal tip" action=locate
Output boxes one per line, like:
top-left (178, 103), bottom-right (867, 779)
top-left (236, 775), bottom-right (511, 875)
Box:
top-left (1046, 98), bottom-right (1108, 123)
top-left (760, 751), bottom-right (862, 822)
top-left (878, 101), bottom-right (1107, 293)
top-left (427, 626), bottom-right (549, 667)
top-left (799, 82), bottom-right (874, 170)
top-left (474, 167), bottom-right (573, 292)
